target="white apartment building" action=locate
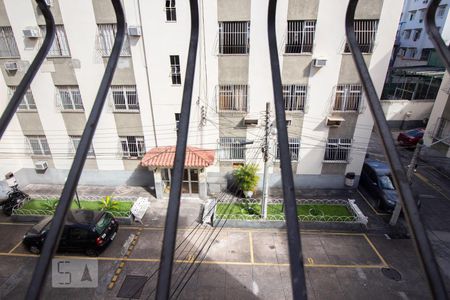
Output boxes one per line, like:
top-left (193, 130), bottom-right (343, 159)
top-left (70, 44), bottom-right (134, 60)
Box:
top-left (396, 0), bottom-right (450, 63)
top-left (0, 0), bottom-right (402, 199)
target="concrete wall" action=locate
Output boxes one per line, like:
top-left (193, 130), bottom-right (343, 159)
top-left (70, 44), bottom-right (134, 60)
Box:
top-left (381, 99), bottom-right (434, 129)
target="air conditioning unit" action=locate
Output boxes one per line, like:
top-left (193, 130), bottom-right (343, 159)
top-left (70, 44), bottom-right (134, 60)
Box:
top-left (313, 58), bottom-right (327, 67)
top-left (127, 26), bottom-right (142, 37)
top-left (244, 115), bottom-right (259, 126)
top-left (326, 116), bottom-right (345, 127)
top-left (4, 61), bottom-right (18, 71)
top-left (23, 27), bottom-right (40, 38)
top-left (35, 161), bottom-right (48, 171)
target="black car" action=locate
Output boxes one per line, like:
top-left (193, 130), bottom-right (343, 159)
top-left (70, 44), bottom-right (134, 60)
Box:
top-left (360, 159), bottom-right (399, 212)
top-left (23, 210), bottom-right (118, 256)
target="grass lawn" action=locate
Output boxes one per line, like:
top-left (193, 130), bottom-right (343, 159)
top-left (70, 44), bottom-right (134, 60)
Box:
top-left (18, 199), bottom-right (133, 215)
top-left (216, 203), bottom-right (353, 221)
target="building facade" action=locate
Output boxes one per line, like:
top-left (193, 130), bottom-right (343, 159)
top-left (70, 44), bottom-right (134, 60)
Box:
top-left (0, 0), bottom-right (402, 198)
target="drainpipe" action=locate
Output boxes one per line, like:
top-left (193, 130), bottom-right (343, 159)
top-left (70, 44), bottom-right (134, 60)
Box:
top-left (137, 0), bottom-right (158, 147)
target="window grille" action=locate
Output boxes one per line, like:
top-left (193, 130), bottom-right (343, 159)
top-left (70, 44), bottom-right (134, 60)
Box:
top-left (398, 47), bottom-right (406, 56)
top-left (8, 86), bottom-right (36, 111)
top-left (418, 9), bottom-right (426, 22)
top-left (170, 55), bottom-right (181, 85)
top-left (218, 85), bottom-right (248, 112)
top-left (420, 48), bottom-right (432, 60)
top-left (333, 84), bottom-right (362, 111)
top-left (276, 138), bottom-right (300, 161)
top-left (110, 85), bottom-right (139, 111)
top-left (403, 30), bottom-right (411, 39)
top-left (324, 138), bottom-right (352, 162)
top-left (434, 118), bottom-right (450, 144)
top-left (120, 136), bottom-right (145, 158)
top-left (26, 135), bottom-right (51, 156)
top-left (406, 47), bottom-right (417, 58)
top-left (285, 20), bottom-right (315, 53)
top-left (219, 137), bottom-right (246, 160)
top-left (218, 21), bottom-right (250, 54)
top-left (344, 20), bottom-right (378, 53)
top-left (98, 24), bottom-right (130, 56)
top-left (56, 86), bottom-right (83, 110)
top-left (165, 0), bottom-right (176, 21)
top-left (409, 10), bottom-right (417, 21)
top-left (70, 136), bottom-right (95, 157)
top-left (40, 25), bottom-right (70, 57)
top-left (437, 5), bottom-right (447, 18)
top-left (412, 29), bottom-right (422, 41)
top-left (0, 27), bottom-right (19, 58)
top-left (283, 85), bottom-right (307, 111)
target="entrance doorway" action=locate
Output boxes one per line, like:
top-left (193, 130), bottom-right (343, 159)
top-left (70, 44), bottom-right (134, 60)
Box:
top-left (161, 168), bottom-right (199, 197)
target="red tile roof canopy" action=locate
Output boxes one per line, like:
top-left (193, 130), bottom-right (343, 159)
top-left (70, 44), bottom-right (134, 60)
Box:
top-left (141, 146), bottom-right (215, 168)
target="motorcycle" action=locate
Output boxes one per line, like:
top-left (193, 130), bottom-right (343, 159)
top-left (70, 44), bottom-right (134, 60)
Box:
top-left (1, 185), bottom-right (30, 216)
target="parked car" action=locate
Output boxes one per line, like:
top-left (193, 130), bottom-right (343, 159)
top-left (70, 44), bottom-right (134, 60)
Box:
top-left (397, 128), bottom-right (425, 147)
top-left (22, 210), bottom-right (118, 256)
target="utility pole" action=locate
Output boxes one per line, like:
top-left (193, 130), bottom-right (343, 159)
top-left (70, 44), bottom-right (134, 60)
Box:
top-left (261, 102), bottom-right (271, 219)
top-left (390, 139), bottom-right (423, 225)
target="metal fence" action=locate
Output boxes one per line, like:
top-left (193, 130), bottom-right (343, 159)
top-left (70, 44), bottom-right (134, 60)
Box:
top-left (110, 85), bottom-right (139, 111)
top-left (0, 26), bottom-right (20, 57)
top-left (218, 84), bottom-right (248, 112)
top-left (283, 84), bottom-right (307, 111)
top-left (344, 19), bottom-right (378, 53)
top-left (285, 20), bottom-right (315, 53)
top-left (55, 86), bottom-right (84, 111)
top-left (219, 137), bottom-right (246, 160)
top-left (333, 84), bottom-right (362, 111)
top-left (8, 86), bottom-right (37, 111)
top-left (97, 23), bottom-right (130, 56)
top-left (218, 21), bottom-right (250, 54)
top-left (324, 138), bottom-right (352, 162)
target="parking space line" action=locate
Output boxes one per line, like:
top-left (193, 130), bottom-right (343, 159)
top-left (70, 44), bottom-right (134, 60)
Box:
top-left (8, 241), bottom-right (23, 254)
top-left (357, 189), bottom-right (390, 216)
top-left (0, 222), bottom-right (31, 226)
top-left (415, 172), bottom-right (450, 202)
top-left (248, 232), bottom-right (254, 264)
top-left (363, 234), bottom-right (388, 267)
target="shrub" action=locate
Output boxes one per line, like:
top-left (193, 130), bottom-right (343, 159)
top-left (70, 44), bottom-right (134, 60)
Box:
top-left (233, 164), bottom-right (259, 192)
top-left (100, 196), bottom-right (118, 211)
top-left (41, 199), bottom-right (58, 212)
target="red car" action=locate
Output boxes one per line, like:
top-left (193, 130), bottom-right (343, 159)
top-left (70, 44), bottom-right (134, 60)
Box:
top-left (397, 128), bottom-right (425, 147)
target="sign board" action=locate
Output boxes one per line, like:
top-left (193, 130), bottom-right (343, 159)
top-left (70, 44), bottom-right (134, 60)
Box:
top-left (131, 197), bottom-right (150, 223)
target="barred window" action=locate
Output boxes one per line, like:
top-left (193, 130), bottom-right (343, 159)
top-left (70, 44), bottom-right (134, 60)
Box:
top-left (0, 27), bottom-right (19, 57)
top-left (218, 21), bottom-right (250, 54)
top-left (219, 137), bottom-right (245, 160)
top-left (285, 20), bottom-right (315, 53)
top-left (120, 136), bottom-right (145, 158)
top-left (56, 86), bottom-right (83, 111)
top-left (324, 138), bottom-right (352, 162)
top-left (27, 135), bottom-right (51, 156)
top-left (165, 0), bottom-right (176, 21)
top-left (333, 84), bottom-right (362, 112)
top-left (70, 136), bottom-right (95, 157)
top-left (40, 25), bottom-right (70, 57)
top-left (218, 85), bottom-right (248, 112)
top-left (409, 10), bottom-right (416, 21)
top-left (434, 118), bottom-right (450, 144)
top-left (437, 5), bottom-right (447, 18)
top-left (98, 24), bottom-right (131, 56)
top-left (170, 55), bottom-right (181, 85)
top-left (8, 86), bottom-right (36, 111)
top-left (406, 47), bottom-right (417, 58)
top-left (111, 85), bottom-right (139, 111)
top-left (403, 30), bottom-right (411, 40)
top-left (283, 85), bottom-right (307, 111)
top-left (276, 138), bottom-right (300, 161)
top-left (344, 20), bottom-right (378, 53)
top-left (412, 29), bottom-right (422, 42)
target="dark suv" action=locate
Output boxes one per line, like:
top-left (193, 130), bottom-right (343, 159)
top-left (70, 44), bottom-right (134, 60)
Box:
top-left (23, 210), bottom-right (118, 256)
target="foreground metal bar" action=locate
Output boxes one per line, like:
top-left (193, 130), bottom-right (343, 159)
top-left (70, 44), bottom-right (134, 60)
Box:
top-left (155, 0), bottom-right (199, 298)
top-left (25, 0), bottom-right (125, 298)
top-left (426, 0), bottom-right (450, 71)
top-left (267, 0), bottom-right (307, 299)
top-left (0, 0), bottom-right (54, 139)
top-left (346, 1), bottom-right (447, 299)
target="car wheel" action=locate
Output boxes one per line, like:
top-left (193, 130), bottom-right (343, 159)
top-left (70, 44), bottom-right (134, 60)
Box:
top-left (29, 246), bottom-right (41, 254)
top-left (85, 249), bottom-right (99, 257)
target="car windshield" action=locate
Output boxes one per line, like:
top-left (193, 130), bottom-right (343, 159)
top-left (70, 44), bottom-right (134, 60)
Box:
top-left (95, 213), bottom-right (112, 234)
top-left (33, 216), bottom-right (52, 233)
top-left (407, 129), bottom-right (423, 137)
top-left (379, 175), bottom-right (396, 190)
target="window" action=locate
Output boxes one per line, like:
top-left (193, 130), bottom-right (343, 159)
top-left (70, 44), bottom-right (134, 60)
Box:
top-left (333, 84), bottom-right (362, 111)
top-left (70, 136), bottom-right (95, 158)
top-left (398, 47), bottom-right (406, 57)
top-left (406, 47), bottom-right (417, 58)
top-left (403, 30), bottom-right (411, 40)
top-left (418, 9), bottom-right (426, 23)
top-left (437, 5), bottom-right (447, 18)
top-left (110, 85), bottom-right (139, 111)
top-left (170, 55), bottom-right (181, 85)
top-left (40, 25), bottom-right (70, 57)
top-left (434, 118), bottom-right (450, 144)
top-left (165, 0), bottom-right (176, 21)
top-left (97, 24), bottom-right (130, 56)
top-left (412, 29), bottom-right (422, 41)
top-left (324, 138), bottom-right (352, 162)
top-left (276, 138), bottom-right (300, 161)
top-left (56, 86), bottom-right (83, 111)
top-left (26, 135), bottom-right (51, 156)
top-left (409, 10), bottom-right (416, 21)
top-left (8, 86), bottom-right (36, 111)
top-left (218, 85), bottom-right (248, 112)
top-left (420, 48), bottom-right (433, 60)
top-left (218, 21), bottom-right (250, 54)
top-left (175, 113), bottom-right (180, 130)
top-left (344, 20), bottom-right (378, 53)
top-left (219, 137), bottom-right (245, 160)
top-left (285, 20), bottom-right (316, 53)
top-left (0, 27), bottom-right (19, 57)
top-left (283, 85), bottom-right (307, 111)
top-left (120, 136), bottom-right (145, 158)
